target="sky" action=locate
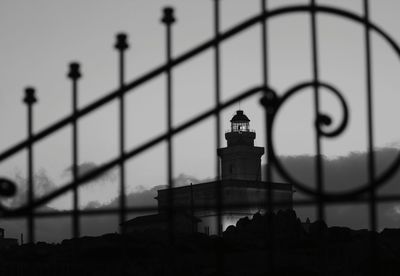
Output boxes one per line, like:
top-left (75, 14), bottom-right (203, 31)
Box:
top-left (1, 0), bottom-right (400, 241)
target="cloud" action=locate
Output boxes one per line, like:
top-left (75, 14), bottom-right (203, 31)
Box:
top-left (1, 169), bottom-right (57, 208)
top-left (0, 173), bottom-right (203, 243)
top-left (173, 173), bottom-right (202, 187)
top-left (62, 162), bottom-right (117, 184)
top-left (0, 187), bottom-right (159, 243)
top-left (264, 147), bottom-right (400, 230)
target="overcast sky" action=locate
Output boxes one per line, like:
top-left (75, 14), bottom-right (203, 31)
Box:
top-left (1, 0), bottom-right (400, 239)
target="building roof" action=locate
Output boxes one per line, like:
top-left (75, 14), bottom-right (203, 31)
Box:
top-left (156, 179), bottom-right (293, 195)
top-left (121, 213), bottom-right (201, 226)
top-left (230, 110), bottom-right (250, 123)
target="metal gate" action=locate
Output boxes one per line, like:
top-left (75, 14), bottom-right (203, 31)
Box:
top-left (1, 0), bottom-right (400, 275)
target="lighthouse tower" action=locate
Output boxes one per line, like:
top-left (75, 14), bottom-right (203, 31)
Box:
top-left (217, 110), bottom-right (264, 181)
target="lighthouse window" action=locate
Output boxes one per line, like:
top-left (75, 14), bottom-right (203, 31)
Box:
top-left (232, 122), bottom-right (249, 132)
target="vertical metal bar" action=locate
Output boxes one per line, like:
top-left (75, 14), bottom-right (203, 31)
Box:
top-left (213, 1), bottom-right (224, 274)
top-left (261, 0), bottom-right (269, 89)
top-left (310, 0), bottom-right (324, 222)
top-left (161, 7), bottom-right (176, 242)
top-left (115, 33), bottom-right (129, 233)
top-left (68, 62), bottom-right (82, 239)
top-left (261, 0), bottom-right (271, 210)
top-left (363, 0), bottom-right (378, 273)
top-left (213, 0), bottom-right (223, 235)
top-left (310, 1), bottom-right (326, 274)
top-left (24, 87), bottom-right (37, 244)
top-left (260, 0), bottom-right (275, 273)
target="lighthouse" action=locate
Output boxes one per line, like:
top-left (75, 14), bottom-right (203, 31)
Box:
top-left (217, 110), bottom-right (264, 181)
top-left (123, 110), bottom-right (293, 236)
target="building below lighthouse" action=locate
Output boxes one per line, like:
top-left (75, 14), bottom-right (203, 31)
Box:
top-left (121, 110), bottom-right (293, 235)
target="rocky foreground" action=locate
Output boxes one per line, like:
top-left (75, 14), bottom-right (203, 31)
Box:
top-left (0, 210), bottom-right (399, 276)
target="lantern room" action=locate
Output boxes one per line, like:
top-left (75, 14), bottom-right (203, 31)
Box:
top-left (230, 110), bottom-right (250, 132)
